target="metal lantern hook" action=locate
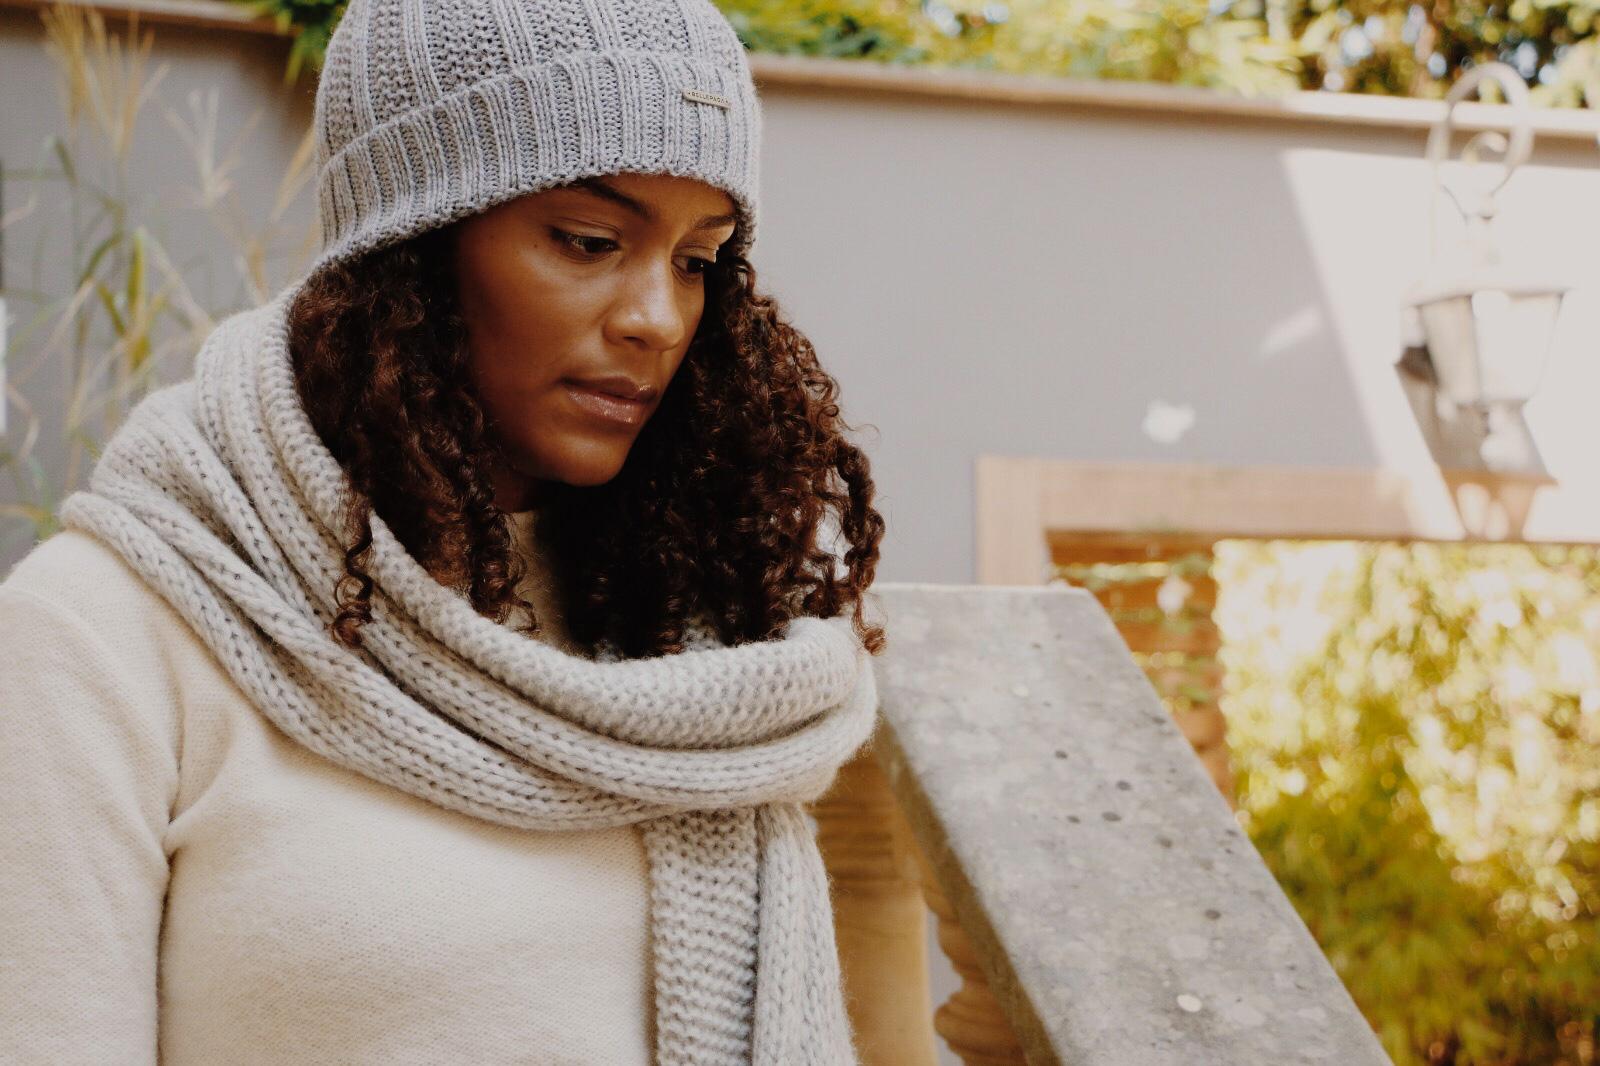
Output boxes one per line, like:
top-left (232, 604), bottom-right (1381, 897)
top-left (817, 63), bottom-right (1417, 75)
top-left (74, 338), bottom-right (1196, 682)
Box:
top-left (1423, 62), bottom-right (1534, 263)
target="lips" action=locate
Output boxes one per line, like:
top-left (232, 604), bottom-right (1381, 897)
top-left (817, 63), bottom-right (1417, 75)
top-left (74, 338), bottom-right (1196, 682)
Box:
top-left (563, 372), bottom-right (656, 422)
top-left (565, 375), bottom-right (658, 403)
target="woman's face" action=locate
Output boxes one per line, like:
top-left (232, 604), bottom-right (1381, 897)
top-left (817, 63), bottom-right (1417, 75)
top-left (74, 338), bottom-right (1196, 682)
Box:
top-left (450, 172), bottom-right (739, 511)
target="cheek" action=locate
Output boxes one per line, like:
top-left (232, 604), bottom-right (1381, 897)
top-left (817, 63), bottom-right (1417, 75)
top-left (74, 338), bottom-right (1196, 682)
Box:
top-left (460, 269), bottom-right (580, 402)
top-left (460, 305), bottom-right (626, 477)
top-left (467, 333), bottom-right (575, 466)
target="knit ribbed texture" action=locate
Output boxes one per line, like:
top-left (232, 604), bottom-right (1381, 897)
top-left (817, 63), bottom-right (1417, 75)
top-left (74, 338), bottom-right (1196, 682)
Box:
top-left (56, 279), bottom-right (875, 1065)
top-left (309, 0), bottom-right (762, 278)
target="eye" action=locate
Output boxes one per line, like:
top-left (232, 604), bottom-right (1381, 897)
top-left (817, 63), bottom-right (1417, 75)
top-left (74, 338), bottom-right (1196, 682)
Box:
top-left (680, 255), bottom-right (716, 278)
top-left (551, 228), bottom-right (617, 257)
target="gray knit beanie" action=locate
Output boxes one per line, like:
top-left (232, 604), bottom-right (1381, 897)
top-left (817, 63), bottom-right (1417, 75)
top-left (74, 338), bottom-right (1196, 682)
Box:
top-left (309, 0), bottom-right (762, 280)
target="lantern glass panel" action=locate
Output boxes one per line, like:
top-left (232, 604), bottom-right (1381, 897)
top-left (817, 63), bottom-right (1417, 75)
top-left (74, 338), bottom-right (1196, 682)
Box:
top-left (1417, 288), bottom-right (1564, 407)
top-left (1418, 295), bottom-right (1479, 404)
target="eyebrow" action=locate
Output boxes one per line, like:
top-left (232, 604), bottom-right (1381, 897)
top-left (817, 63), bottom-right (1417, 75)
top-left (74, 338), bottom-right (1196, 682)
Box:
top-left (568, 177), bottom-right (738, 232)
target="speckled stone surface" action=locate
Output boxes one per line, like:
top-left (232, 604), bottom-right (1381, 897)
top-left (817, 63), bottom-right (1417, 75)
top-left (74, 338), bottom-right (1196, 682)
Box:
top-left (869, 583), bottom-right (1393, 1066)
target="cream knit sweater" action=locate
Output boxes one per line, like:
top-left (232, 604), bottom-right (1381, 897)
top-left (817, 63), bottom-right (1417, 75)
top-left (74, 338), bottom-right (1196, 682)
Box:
top-left (0, 510), bottom-right (655, 1065)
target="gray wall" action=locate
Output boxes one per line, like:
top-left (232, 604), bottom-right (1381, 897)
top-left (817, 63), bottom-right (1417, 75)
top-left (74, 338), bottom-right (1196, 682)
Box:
top-left (6, 8), bottom-right (1600, 580)
top-left (750, 86), bottom-right (1600, 581)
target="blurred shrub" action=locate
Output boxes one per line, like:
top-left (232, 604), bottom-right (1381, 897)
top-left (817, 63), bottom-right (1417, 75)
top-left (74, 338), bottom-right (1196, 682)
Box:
top-left (235, 0), bottom-right (344, 82)
top-left (1215, 540), bottom-right (1600, 1066)
top-left (717, 0), bottom-right (1301, 92)
top-left (1247, 0), bottom-right (1600, 106)
top-left (714, 0), bottom-right (948, 63)
top-left (236, 0), bottom-right (1600, 106)
top-left (231, 0), bottom-right (1299, 94)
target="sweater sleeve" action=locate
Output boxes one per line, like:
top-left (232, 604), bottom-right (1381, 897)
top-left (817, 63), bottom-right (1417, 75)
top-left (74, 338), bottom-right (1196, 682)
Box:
top-left (0, 583), bottom-right (178, 1065)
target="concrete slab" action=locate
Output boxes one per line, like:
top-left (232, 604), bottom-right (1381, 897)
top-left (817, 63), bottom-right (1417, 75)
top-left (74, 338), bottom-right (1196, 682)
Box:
top-left (869, 583), bottom-right (1392, 1065)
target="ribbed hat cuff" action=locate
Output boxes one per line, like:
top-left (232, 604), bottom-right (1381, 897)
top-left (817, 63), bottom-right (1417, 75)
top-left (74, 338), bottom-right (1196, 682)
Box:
top-left (311, 49), bottom-right (760, 278)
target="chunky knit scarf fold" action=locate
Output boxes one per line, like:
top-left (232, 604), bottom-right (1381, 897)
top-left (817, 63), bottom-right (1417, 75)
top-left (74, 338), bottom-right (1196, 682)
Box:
top-left (57, 280), bottom-right (877, 1066)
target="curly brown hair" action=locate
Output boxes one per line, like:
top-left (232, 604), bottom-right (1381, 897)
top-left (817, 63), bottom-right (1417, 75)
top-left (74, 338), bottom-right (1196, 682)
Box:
top-left (286, 218), bottom-right (886, 662)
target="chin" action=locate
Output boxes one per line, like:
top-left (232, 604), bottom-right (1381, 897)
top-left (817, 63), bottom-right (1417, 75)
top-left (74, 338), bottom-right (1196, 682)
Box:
top-left (556, 465), bottom-right (626, 488)
top-left (537, 444), bottom-right (633, 488)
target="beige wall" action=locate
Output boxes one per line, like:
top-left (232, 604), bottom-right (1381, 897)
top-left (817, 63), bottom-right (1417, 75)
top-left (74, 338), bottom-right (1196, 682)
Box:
top-left (5, 8), bottom-right (1600, 586)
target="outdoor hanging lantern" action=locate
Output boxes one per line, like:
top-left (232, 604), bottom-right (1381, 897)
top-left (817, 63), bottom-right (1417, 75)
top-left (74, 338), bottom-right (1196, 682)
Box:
top-left (1410, 273), bottom-right (1569, 410)
top-left (1404, 63), bottom-right (1570, 427)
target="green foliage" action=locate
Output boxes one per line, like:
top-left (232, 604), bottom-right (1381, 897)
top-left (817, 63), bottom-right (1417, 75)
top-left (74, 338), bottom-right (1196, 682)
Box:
top-left (716, 0), bottom-right (1302, 91)
top-left (233, 0), bottom-right (1600, 106)
top-left (962, 0), bottom-right (1301, 91)
top-left (236, 0), bottom-right (346, 82)
top-left (1216, 540), bottom-right (1600, 1065)
top-left (1252, 0), bottom-right (1600, 106)
top-left (716, 0), bottom-right (944, 63)
top-left (231, 0), bottom-right (1300, 93)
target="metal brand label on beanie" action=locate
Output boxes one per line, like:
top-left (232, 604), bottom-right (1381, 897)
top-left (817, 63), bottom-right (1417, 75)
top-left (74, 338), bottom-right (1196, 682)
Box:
top-left (681, 87), bottom-right (732, 109)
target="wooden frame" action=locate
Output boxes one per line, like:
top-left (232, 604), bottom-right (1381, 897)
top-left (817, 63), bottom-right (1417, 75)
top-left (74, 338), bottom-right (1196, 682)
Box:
top-left (977, 456), bottom-right (1600, 586)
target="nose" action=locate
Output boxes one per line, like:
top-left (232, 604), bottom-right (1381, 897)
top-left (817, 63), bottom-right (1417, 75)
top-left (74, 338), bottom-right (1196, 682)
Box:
top-left (606, 255), bottom-right (692, 353)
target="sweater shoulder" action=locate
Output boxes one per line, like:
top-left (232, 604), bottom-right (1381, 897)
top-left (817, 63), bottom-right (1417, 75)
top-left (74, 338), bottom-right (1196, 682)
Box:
top-left (3, 527), bottom-right (187, 631)
top-left (1, 528), bottom-right (212, 747)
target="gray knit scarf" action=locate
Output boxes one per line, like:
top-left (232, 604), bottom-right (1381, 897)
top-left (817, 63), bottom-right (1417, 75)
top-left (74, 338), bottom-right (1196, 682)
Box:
top-left (57, 279), bottom-right (877, 1066)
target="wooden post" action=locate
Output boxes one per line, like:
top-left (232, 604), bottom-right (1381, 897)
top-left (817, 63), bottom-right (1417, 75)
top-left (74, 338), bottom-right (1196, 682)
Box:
top-left (814, 742), bottom-right (940, 1066)
top-left (914, 845), bottom-right (1029, 1066)
top-left (975, 455), bottom-right (1047, 585)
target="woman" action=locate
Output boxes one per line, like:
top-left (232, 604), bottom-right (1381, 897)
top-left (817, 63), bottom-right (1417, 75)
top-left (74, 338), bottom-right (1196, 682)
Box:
top-left (0, 0), bottom-right (886, 1062)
